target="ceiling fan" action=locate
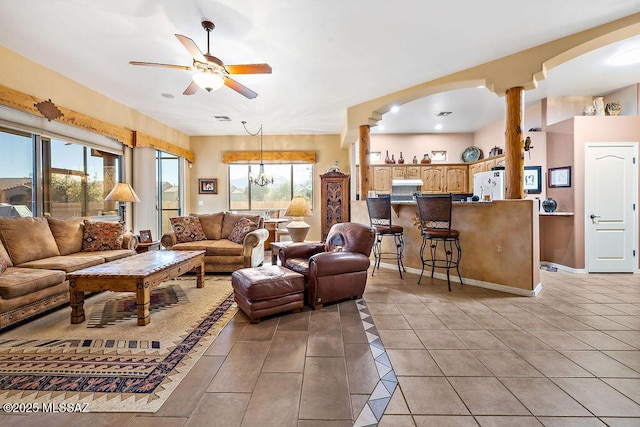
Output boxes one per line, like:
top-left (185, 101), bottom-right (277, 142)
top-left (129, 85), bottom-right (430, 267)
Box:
top-left (130, 20), bottom-right (271, 99)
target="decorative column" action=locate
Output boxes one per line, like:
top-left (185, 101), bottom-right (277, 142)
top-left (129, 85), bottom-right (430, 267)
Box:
top-left (359, 124), bottom-right (371, 199)
top-left (505, 87), bottom-right (524, 199)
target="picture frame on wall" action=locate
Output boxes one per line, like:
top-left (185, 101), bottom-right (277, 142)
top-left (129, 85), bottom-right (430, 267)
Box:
top-left (139, 229), bottom-right (153, 244)
top-left (198, 178), bottom-right (218, 194)
top-left (548, 166), bottom-right (571, 188)
top-left (524, 166), bottom-right (542, 194)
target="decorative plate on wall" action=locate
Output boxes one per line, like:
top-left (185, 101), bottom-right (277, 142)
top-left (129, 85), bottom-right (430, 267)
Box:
top-left (461, 146), bottom-right (482, 163)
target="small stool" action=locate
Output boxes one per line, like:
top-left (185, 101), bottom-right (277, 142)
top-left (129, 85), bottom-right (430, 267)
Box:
top-left (366, 195), bottom-right (405, 278)
top-left (231, 265), bottom-right (305, 323)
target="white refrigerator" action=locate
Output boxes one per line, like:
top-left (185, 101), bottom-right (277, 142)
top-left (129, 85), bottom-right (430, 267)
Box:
top-left (473, 170), bottom-right (506, 201)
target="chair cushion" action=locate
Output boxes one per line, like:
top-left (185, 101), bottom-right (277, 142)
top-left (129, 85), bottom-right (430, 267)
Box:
top-left (0, 217), bottom-right (60, 265)
top-left (48, 217), bottom-right (89, 255)
top-left (423, 228), bottom-right (460, 238)
top-left (373, 224), bottom-right (404, 235)
top-left (284, 258), bottom-right (310, 277)
top-left (82, 220), bottom-right (124, 251)
top-left (229, 217), bottom-right (258, 244)
top-left (170, 216), bottom-right (207, 243)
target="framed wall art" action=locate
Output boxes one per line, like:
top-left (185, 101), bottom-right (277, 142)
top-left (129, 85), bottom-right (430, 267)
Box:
top-left (548, 166), bottom-right (571, 188)
top-left (198, 178), bottom-right (218, 194)
top-left (431, 150), bottom-right (447, 161)
top-left (524, 166), bottom-right (542, 194)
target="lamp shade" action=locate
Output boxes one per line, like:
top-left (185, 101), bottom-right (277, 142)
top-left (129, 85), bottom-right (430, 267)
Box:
top-left (284, 197), bottom-right (311, 217)
top-left (104, 182), bottom-right (141, 203)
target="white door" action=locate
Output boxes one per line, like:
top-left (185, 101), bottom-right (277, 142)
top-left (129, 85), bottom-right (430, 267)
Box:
top-left (585, 143), bottom-right (638, 273)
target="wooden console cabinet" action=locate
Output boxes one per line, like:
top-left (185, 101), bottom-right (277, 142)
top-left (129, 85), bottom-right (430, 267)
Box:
top-left (320, 171), bottom-right (350, 241)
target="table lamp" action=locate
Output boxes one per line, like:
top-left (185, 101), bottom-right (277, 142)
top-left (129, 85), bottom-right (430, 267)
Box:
top-left (284, 197), bottom-right (311, 242)
top-left (105, 182), bottom-right (140, 223)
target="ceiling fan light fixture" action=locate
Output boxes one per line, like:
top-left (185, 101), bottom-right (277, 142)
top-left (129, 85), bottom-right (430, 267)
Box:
top-left (192, 72), bottom-right (224, 92)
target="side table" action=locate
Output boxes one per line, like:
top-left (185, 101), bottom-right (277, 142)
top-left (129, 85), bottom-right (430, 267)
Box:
top-left (136, 241), bottom-right (161, 253)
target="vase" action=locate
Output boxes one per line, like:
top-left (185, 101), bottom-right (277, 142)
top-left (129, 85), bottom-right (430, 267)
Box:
top-left (420, 154), bottom-right (431, 164)
top-left (398, 152), bottom-right (404, 164)
top-left (391, 154), bottom-right (396, 164)
top-left (542, 197), bottom-right (557, 213)
top-left (384, 150), bottom-right (391, 164)
top-left (412, 155), bottom-right (418, 164)
top-left (606, 102), bottom-right (621, 116)
top-left (593, 97), bottom-right (605, 116)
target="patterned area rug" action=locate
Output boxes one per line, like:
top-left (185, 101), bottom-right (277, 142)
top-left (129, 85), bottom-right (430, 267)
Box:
top-left (0, 275), bottom-right (237, 413)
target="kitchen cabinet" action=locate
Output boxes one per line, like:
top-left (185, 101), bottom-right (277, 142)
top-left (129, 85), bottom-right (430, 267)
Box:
top-left (468, 162), bottom-right (486, 190)
top-left (372, 166), bottom-right (392, 193)
top-left (444, 166), bottom-right (467, 193)
top-left (406, 165), bottom-right (421, 179)
top-left (421, 166), bottom-right (444, 193)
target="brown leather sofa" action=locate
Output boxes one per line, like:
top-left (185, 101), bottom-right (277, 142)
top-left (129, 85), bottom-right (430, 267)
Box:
top-left (278, 222), bottom-right (375, 309)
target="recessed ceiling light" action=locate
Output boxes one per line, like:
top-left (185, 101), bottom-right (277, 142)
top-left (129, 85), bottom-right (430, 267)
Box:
top-left (435, 124), bottom-right (443, 130)
top-left (161, 93), bottom-right (175, 98)
top-left (390, 105), bottom-right (400, 113)
top-left (608, 45), bottom-right (640, 66)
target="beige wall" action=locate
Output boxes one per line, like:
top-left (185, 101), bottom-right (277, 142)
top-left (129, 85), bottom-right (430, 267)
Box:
top-left (189, 134), bottom-right (347, 241)
top-left (542, 116), bottom-right (640, 270)
top-left (370, 133), bottom-right (473, 164)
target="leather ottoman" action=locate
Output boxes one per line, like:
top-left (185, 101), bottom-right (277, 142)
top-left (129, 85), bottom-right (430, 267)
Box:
top-left (231, 265), bottom-right (305, 323)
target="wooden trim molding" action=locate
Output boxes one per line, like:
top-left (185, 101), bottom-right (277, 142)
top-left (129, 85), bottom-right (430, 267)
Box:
top-left (133, 131), bottom-right (195, 163)
top-left (223, 151), bottom-right (316, 163)
top-left (0, 84), bottom-right (134, 146)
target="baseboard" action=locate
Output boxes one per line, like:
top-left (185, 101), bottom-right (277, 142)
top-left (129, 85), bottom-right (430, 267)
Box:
top-left (372, 262), bottom-right (540, 297)
top-left (541, 262), bottom-right (587, 274)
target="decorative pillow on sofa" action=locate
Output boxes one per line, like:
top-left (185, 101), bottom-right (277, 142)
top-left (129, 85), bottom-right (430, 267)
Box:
top-left (0, 257), bottom-right (7, 274)
top-left (228, 217), bottom-right (258, 244)
top-left (170, 216), bottom-right (207, 243)
top-left (82, 220), bottom-right (124, 251)
top-left (222, 212), bottom-right (262, 239)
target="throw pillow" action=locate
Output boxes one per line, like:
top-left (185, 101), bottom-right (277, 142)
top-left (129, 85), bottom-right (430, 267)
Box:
top-left (228, 217), bottom-right (258, 244)
top-left (170, 216), bottom-right (207, 243)
top-left (82, 221), bottom-right (124, 251)
top-left (0, 257), bottom-right (7, 274)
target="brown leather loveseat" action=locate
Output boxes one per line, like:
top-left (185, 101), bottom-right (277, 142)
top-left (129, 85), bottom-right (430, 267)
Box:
top-left (278, 222), bottom-right (375, 309)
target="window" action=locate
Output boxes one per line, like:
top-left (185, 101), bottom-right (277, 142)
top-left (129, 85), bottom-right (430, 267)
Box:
top-left (43, 138), bottom-right (121, 218)
top-left (157, 150), bottom-right (182, 236)
top-left (229, 163), bottom-right (313, 211)
top-left (0, 128), bottom-right (34, 217)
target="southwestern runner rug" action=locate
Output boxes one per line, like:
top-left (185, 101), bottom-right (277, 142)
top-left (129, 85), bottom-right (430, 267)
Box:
top-left (0, 276), bottom-right (237, 413)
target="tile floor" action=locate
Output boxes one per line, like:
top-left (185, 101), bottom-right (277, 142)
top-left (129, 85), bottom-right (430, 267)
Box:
top-left (2, 263), bottom-right (640, 426)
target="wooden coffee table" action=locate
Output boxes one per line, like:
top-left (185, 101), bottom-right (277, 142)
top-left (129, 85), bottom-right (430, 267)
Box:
top-left (67, 250), bottom-right (205, 326)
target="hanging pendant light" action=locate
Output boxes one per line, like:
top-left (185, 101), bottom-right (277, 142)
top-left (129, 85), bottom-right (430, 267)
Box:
top-left (242, 121), bottom-right (274, 187)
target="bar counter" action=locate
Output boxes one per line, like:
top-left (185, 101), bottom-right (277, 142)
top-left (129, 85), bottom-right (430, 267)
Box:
top-left (351, 199), bottom-right (541, 296)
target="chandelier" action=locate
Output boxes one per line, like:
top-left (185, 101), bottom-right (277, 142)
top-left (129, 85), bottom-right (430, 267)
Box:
top-left (242, 121), bottom-right (274, 187)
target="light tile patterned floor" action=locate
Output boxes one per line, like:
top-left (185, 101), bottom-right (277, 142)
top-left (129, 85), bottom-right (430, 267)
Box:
top-left (1, 265), bottom-right (640, 426)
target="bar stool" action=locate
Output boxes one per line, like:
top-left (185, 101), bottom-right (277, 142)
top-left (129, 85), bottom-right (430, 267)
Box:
top-left (415, 193), bottom-right (462, 291)
top-left (366, 195), bottom-right (405, 278)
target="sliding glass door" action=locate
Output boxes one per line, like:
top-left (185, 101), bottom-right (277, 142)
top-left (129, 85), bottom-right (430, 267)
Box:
top-left (157, 150), bottom-right (182, 235)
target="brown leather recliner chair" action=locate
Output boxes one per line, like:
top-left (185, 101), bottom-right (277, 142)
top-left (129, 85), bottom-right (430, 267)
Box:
top-left (278, 222), bottom-right (375, 310)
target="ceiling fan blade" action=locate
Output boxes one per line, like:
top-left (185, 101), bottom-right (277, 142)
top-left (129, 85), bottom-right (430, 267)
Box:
top-left (224, 78), bottom-right (258, 99)
top-left (183, 80), bottom-right (199, 96)
top-left (129, 61), bottom-right (191, 71)
top-left (225, 64), bottom-right (272, 74)
top-left (175, 34), bottom-right (207, 63)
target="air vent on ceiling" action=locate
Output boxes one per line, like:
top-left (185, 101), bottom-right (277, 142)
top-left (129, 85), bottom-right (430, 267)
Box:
top-left (436, 111), bottom-right (453, 117)
top-left (214, 115), bottom-right (232, 121)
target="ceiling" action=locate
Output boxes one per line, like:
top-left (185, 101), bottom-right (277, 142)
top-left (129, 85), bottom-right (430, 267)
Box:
top-left (0, 0), bottom-right (639, 137)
